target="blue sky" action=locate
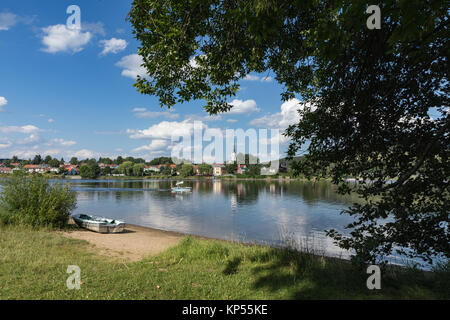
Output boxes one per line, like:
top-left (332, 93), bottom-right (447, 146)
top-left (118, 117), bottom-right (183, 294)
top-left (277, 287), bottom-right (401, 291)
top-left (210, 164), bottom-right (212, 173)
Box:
top-left (0, 0), bottom-right (300, 162)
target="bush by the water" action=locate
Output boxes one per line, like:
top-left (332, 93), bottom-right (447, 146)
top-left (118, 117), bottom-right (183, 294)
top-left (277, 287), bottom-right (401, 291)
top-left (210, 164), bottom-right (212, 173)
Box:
top-left (0, 176), bottom-right (76, 228)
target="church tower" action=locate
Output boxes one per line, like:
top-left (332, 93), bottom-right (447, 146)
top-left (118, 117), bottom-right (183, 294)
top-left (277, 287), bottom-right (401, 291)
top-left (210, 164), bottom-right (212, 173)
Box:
top-left (230, 137), bottom-right (236, 164)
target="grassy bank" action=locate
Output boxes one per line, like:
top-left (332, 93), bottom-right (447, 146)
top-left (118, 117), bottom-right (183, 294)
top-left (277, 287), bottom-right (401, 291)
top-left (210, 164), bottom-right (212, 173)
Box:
top-left (0, 226), bottom-right (448, 300)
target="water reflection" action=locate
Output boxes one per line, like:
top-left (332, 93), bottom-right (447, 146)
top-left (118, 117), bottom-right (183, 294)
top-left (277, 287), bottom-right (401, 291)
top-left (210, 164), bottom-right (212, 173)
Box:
top-left (0, 178), bottom-right (440, 267)
top-left (68, 179), bottom-right (358, 259)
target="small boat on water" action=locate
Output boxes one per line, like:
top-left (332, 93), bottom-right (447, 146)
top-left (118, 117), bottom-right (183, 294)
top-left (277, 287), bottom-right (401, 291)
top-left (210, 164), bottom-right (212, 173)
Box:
top-left (171, 181), bottom-right (192, 193)
top-left (71, 214), bottom-right (126, 234)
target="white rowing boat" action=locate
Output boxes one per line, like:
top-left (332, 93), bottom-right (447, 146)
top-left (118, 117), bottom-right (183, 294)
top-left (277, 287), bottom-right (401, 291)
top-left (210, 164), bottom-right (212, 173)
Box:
top-left (72, 214), bottom-right (126, 234)
top-left (171, 181), bottom-right (192, 193)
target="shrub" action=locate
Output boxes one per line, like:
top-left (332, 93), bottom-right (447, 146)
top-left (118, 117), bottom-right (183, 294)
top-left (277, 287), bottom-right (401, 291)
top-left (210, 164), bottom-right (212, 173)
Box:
top-left (0, 176), bottom-right (76, 228)
top-left (79, 164), bottom-right (100, 179)
top-left (179, 164), bottom-right (194, 177)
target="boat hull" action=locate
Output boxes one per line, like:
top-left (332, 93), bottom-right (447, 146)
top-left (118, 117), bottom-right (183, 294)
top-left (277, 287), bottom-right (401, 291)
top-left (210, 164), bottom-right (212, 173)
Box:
top-left (171, 187), bottom-right (192, 193)
top-left (72, 214), bottom-right (126, 234)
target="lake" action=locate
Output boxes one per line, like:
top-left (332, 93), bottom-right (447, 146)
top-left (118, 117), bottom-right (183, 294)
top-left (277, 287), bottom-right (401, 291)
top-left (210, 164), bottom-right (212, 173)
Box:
top-left (0, 177), bottom-right (436, 267)
top-left (70, 178), bottom-right (360, 259)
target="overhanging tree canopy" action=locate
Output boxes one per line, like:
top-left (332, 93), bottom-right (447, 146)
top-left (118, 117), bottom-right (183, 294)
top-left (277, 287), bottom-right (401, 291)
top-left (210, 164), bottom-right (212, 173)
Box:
top-left (128, 0), bottom-right (449, 265)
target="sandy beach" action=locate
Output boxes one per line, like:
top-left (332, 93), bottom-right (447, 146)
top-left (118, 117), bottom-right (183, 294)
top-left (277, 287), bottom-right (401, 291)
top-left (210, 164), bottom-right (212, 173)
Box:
top-left (62, 224), bottom-right (183, 261)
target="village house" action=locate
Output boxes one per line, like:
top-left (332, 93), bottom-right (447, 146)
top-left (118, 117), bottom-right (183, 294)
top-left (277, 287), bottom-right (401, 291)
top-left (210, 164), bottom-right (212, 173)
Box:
top-left (66, 167), bottom-right (79, 175)
top-left (144, 165), bottom-right (161, 174)
top-left (46, 167), bottom-right (60, 174)
top-left (260, 160), bottom-right (288, 176)
top-left (212, 164), bottom-right (226, 176)
top-left (0, 167), bottom-right (12, 174)
top-left (193, 164), bottom-right (200, 175)
top-left (23, 164), bottom-right (44, 174)
top-left (60, 164), bottom-right (79, 175)
top-left (236, 164), bottom-right (248, 175)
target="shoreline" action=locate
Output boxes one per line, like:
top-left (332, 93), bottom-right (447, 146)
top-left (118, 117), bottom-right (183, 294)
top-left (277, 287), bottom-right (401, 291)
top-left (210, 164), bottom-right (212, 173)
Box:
top-left (63, 220), bottom-right (253, 262)
top-left (3, 225), bottom-right (447, 299)
top-left (2, 174), bottom-right (327, 182)
top-left (65, 221), bottom-right (438, 273)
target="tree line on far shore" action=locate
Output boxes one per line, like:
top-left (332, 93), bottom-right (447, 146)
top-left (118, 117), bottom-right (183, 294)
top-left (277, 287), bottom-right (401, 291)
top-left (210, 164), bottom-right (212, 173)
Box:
top-left (1, 155), bottom-right (282, 179)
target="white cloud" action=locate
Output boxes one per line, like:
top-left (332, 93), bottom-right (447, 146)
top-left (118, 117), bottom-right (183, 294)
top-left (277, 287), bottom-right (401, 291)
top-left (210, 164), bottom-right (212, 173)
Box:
top-left (189, 55), bottom-right (207, 69)
top-left (242, 74), bottom-right (273, 82)
top-left (51, 138), bottom-right (76, 147)
top-left (260, 76), bottom-right (273, 82)
top-left (0, 12), bottom-right (35, 31)
top-left (250, 99), bottom-right (316, 129)
top-left (227, 119), bottom-right (238, 123)
top-left (42, 149), bottom-right (64, 156)
top-left (99, 38), bottom-right (127, 55)
top-left (0, 125), bottom-right (40, 134)
top-left (41, 24), bottom-right (92, 53)
top-left (184, 114), bottom-right (222, 122)
top-left (127, 120), bottom-right (207, 140)
top-left (73, 149), bottom-right (96, 159)
top-left (0, 141), bottom-right (12, 149)
top-left (132, 107), bottom-right (179, 119)
top-left (20, 134), bottom-right (42, 145)
top-left (133, 139), bottom-right (169, 153)
top-left (0, 96), bottom-right (7, 111)
top-left (227, 99), bottom-right (259, 115)
top-left (83, 22), bottom-right (105, 36)
top-left (0, 12), bottom-right (17, 31)
top-left (243, 74), bottom-right (260, 81)
top-left (48, 118), bottom-right (55, 123)
top-left (189, 57), bottom-right (199, 69)
top-left (116, 54), bottom-right (147, 79)
top-left (6, 149), bottom-right (39, 159)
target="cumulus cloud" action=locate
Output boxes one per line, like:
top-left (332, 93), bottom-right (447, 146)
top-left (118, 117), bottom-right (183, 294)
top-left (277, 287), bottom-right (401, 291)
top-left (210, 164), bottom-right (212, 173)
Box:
top-left (73, 149), bottom-right (96, 159)
top-left (243, 74), bottom-right (259, 81)
top-left (132, 107), bottom-right (179, 119)
top-left (82, 22), bottom-right (105, 36)
top-left (0, 96), bottom-right (7, 111)
top-left (127, 120), bottom-right (207, 140)
top-left (50, 138), bottom-right (76, 147)
top-left (0, 12), bottom-right (16, 31)
top-left (0, 125), bottom-right (40, 134)
top-left (0, 141), bottom-right (12, 149)
top-left (99, 38), bottom-right (127, 55)
top-left (41, 24), bottom-right (92, 53)
top-left (0, 12), bottom-right (35, 31)
top-left (116, 54), bottom-right (147, 79)
top-left (250, 99), bottom-right (316, 129)
top-left (227, 99), bottom-right (259, 115)
top-left (133, 139), bottom-right (169, 153)
top-left (260, 76), bottom-right (273, 82)
top-left (189, 56), bottom-right (199, 68)
top-left (5, 149), bottom-right (39, 159)
top-left (188, 55), bottom-right (208, 69)
top-left (242, 74), bottom-right (273, 82)
top-left (20, 134), bottom-right (42, 145)
top-left (184, 114), bottom-right (222, 122)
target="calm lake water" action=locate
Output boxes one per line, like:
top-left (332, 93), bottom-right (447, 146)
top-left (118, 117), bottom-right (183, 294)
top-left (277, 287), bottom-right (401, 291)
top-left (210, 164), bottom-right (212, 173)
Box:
top-left (0, 178), bottom-right (438, 267)
top-left (70, 178), bottom-right (360, 259)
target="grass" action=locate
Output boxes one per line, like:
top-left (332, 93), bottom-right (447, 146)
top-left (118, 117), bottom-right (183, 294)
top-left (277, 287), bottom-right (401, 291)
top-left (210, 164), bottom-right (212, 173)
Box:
top-left (0, 226), bottom-right (448, 300)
